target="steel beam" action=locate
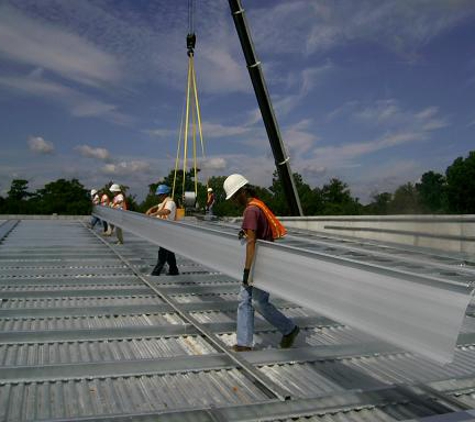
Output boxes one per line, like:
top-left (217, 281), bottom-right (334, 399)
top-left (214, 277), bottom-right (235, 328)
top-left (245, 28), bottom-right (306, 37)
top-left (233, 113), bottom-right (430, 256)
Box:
top-left (0, 355), bottom-right (234, 383)
top-left (93, 207), bottom-right (474, 363)
top-left (0, 316), bottom-right (328, 344)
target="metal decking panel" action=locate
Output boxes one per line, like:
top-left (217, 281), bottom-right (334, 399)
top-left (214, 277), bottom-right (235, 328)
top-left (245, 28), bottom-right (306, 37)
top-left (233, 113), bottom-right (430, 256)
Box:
top-left (1, 218), bottom-right (475, 421)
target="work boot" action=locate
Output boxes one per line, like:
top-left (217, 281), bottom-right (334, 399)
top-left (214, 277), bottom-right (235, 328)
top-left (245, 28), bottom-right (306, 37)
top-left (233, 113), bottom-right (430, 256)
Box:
top-left (151, 265), bottom-right (163, 276)
top-left (231, 344), bottom-right (253, 352)
top-left (280, 326), bottom-right (300, 349)
top-left (167, 268), bottom-right (180, 276)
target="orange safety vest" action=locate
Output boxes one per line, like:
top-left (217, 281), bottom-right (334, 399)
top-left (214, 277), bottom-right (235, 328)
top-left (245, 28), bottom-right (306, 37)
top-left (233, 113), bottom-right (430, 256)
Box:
top-left (247, 198), bottom-right (287, 240)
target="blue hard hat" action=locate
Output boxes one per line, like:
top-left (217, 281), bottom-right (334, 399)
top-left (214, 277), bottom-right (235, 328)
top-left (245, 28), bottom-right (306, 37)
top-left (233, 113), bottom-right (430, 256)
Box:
top-left (155, 184), bottom-right (170, 195)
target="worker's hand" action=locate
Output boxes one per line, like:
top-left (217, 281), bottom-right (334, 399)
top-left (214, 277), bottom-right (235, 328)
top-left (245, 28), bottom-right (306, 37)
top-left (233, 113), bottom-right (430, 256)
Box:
top-left (242, 268), bottom-right (250, 286)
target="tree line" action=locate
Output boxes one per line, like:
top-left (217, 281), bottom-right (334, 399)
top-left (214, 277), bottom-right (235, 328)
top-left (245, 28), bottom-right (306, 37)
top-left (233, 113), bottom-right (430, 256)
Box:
top-left (1, 150), bottom-right (474, 216)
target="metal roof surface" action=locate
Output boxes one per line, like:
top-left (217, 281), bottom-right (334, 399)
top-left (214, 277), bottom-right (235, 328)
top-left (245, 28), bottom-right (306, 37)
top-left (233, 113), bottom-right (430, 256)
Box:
top-left (1, 218), bottom-right (475, 421)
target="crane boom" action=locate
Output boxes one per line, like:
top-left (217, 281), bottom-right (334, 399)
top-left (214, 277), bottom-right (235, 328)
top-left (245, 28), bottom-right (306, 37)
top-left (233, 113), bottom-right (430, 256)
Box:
top-left (228, 0), bottom-right (303, 216)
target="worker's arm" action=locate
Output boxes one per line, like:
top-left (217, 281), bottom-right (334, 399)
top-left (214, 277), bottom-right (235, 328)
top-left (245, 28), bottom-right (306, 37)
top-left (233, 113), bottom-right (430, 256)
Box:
top-left (244, 229), bottom-right (256, 269)
top-left (148, 208), bottom-right (171, 218)
top-left (145, 205), bottom-right (158, 216)
top-left (242, 229), bottom-right (256, 285)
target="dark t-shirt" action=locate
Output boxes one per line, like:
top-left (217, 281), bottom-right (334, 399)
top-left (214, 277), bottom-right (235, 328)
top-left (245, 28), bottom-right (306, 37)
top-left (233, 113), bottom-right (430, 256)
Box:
top-left (242, 205), bottom-right (273, 241)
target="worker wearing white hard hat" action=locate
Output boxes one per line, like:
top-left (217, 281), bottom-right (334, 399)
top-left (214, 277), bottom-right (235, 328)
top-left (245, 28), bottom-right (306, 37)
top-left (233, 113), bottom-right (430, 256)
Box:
top-left (109, 183), bottom-right (127, 245)
top-left (88, 189), bottom-right (101, 229)
top-left (99, 189), bottom-right (112, 235)
top-left (223, 173), bottom-right (299, 352)
top-left (206, 187), bottom-right (215, 215)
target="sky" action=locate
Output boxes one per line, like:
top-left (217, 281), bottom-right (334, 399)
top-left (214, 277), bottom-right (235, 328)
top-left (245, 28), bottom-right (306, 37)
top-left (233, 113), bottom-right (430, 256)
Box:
top-left (1, 0), bottom-right (475, 204)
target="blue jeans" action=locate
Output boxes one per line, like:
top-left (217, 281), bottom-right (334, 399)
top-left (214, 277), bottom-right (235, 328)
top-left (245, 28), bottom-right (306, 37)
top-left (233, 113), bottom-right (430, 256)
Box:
top-left (237, 285), bottom-right (295, 347)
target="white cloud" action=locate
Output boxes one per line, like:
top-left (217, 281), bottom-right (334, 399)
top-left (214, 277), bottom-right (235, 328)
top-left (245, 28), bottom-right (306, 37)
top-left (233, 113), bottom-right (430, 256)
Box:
top-left (0, 76), bottom-right (133, 125)
top-left (292, 101), bottom-right (450, 185)
top-left (75, 145), bottom-right (111, 161)
top-left (415, 106), bottom-right (439, 120)
top-left (272, 63), bottom-right (335, 118)
top-left (201, 122), bottom-right (250, 138)
top-left (144, 128), bottom-right (177, 138)
top-left (309, 131), bottom-right (427, 168)
top-left (28, 136), bottom-right (54, 154)
top-left (302, 164), bottom-right (327, 177)
top-left (282, 119), bottom-right (319, 157)
top-left (251, 1), bottom-right (318, 55)
top-left (102, 160), bottom-right (153, 176)
top-left (0, 4), bottom-right (121, 87)
top-left (300, 62), bottom-right (334, 95)
top-left (249, 1), bottom-right (475, 59)
top-left (306, 1), bottom-right (475, 57)
top-left (341, 100), bottom-right (449, 133)
top-left (353, 100), bottom-right (400, 123)
top-left (201, 157), bottom-right (227, 170)
top-left (71, 101), bottom-right (117, 118)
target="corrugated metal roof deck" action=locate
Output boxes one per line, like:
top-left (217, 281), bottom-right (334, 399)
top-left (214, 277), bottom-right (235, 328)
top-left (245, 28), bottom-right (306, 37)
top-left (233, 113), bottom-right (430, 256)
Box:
top-left (0, 218), bottom-right (475, 421)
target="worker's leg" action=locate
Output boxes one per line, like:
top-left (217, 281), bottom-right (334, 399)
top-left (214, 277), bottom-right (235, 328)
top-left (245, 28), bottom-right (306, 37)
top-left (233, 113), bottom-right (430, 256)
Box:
top-left (151, 248), bottom-right (167, 275)
top-left (236, 285), bottom-right (254, 347)
top-left (102, 221), bottom-right (108, 234)
top-left (253, 287), bottom-right (295, 335)
top-left (116, 227), bottom-right (123, 244)
top-left (166, 252), bottom-right (179, 275)
top-left (103, 224), bottom-right (114, 236)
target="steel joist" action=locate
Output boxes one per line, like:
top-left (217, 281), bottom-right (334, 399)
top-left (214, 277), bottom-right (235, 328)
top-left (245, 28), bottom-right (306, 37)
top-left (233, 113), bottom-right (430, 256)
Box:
top-left (94, 206), bottom-right (474, 363)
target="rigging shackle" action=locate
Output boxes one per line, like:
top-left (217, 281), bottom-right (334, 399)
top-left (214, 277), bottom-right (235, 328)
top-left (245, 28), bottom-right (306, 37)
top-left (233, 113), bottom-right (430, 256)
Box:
top-left (187, 33), bottom-right (196, 57)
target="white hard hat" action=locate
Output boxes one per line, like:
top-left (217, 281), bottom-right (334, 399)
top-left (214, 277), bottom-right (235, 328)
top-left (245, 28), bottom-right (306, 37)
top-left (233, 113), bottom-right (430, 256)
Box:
top-left (207, 187), bottom-right (213, 192)
top-left (223, 174), bottom-right (249, 200)
top-left (110, 183), bottom-right (121, 192)
top-left (90, 189), bottom-right (98, 196)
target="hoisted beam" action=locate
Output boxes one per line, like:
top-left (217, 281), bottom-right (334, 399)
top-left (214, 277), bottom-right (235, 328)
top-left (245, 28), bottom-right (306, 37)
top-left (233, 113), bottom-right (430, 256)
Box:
top-left (94, 206), bottom-right (473, 364)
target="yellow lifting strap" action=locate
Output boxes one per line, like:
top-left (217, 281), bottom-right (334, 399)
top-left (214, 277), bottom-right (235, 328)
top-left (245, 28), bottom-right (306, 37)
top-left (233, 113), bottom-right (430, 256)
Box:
top-left (173, 53), bottom-right (206, 201)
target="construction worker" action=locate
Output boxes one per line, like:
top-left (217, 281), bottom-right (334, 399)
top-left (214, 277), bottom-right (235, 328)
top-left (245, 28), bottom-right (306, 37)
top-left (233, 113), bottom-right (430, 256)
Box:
top-left (89, 189), bottom-right (101, 229)
top-left (146, 184), bottom-right (179, 276)
top-left (223, 173), bottom-right (300, 351)
top-left (99, 189), bottom-right (111, 235)
top-left (206, 187), bottom-right (215, 215)
top-left (109, 183), bottom-right (126, 245)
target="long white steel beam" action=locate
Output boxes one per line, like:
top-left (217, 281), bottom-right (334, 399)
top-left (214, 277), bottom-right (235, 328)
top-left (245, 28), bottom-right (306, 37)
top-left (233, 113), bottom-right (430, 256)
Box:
top-left (94, 207), bottom-right (474, 363)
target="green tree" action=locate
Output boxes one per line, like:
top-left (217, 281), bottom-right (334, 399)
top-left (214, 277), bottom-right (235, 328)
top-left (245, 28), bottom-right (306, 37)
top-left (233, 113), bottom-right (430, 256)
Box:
top-left (207, 175), bottom-right (243, 217)
top-left (8, 179), bottom-right (30, 201)
top-left (365, 192), bottom-right (392, 215)
top-left (35, 179), bottom-right (90, 215)
top-left (445, 151), bottom-right (475, 213)
top-left (416, 171), bottom-right (447, 213)
top-left (320, 178), bottom-right (362, 215)
top-left (388, 182), bottom-right (422, 214)
top-left (5, 179), bottom-right (32, 214)
top-left (268, 171), bottom-right (321, 216)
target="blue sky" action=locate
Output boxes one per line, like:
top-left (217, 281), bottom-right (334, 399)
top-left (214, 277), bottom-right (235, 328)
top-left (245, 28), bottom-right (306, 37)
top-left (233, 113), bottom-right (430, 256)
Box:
top-left (1, 0), bottom-right (474, 204)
